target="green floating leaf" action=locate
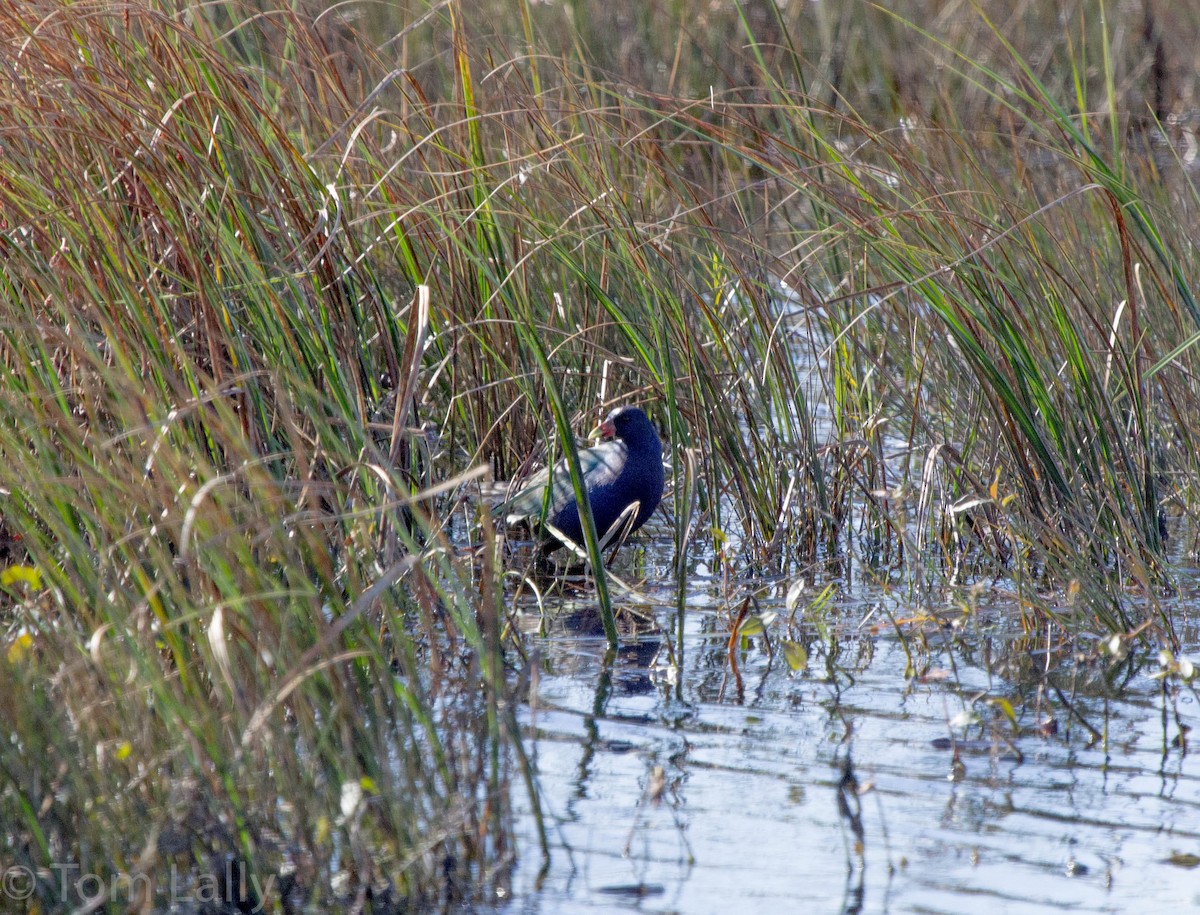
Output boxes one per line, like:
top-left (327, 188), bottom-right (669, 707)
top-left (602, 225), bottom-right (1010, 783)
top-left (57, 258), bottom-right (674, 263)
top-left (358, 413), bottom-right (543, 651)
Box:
top-left (781, 639), bottom-right (808, 672)
top-left (1164, 852), bottom-right (1200, 869)
top-left (738, 615), bottom-right (765, 637)
top-left (989, 697), bottom-right (1018, 728)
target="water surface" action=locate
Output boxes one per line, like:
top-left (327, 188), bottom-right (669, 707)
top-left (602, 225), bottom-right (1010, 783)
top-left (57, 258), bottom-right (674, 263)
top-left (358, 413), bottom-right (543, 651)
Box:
top-left (499, 548), bottom-right (1200, 914)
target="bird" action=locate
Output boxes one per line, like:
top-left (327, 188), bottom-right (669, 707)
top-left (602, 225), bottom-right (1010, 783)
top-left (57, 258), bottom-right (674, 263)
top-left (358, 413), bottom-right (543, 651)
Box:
top-left (495, 405), bottom-right (664, 555)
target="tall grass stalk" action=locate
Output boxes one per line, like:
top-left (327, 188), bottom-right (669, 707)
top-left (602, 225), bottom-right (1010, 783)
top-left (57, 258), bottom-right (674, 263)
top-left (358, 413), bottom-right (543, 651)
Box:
top-left (0, 3), bottom-right (523, 907)
top-left (5, 0), bottom-right (1200, 904)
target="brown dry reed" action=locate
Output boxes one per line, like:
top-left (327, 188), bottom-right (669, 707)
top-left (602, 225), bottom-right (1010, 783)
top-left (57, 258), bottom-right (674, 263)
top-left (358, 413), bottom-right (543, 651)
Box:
top-left (3, 0), bottom-right (1200, 908)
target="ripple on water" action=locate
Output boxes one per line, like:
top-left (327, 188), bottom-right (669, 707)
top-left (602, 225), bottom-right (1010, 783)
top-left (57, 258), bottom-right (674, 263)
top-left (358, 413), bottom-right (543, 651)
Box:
top-left (501, 571), bottom-right (1200, 914)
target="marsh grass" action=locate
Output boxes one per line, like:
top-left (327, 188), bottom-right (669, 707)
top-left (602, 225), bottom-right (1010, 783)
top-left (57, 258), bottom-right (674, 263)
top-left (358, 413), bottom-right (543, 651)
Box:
top-left (0, 3), bottom-right (526, 909)
top-left (4, 0), bottom-right (1200, 908)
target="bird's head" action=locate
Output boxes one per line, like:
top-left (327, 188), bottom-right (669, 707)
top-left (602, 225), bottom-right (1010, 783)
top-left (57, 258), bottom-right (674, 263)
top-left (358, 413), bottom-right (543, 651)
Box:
top-left (598, 405), bottom-right (652, 442)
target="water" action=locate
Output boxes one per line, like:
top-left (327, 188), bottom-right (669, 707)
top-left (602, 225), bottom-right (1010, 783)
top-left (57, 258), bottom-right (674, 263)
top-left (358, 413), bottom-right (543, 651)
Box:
top-left (481, 280), bottom-right (1200, 912)
top-left (497, 549), bottom-right (1200, 914)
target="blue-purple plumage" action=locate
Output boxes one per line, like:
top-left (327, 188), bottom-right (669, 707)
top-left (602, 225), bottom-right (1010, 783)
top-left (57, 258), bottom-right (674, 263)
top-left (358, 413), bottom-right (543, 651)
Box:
top-left (496, 406), bottom-right (664, 551)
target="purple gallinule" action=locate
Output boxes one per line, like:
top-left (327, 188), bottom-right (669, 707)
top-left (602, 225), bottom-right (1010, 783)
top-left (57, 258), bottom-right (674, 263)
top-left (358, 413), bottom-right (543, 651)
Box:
top-left (497, 405), bottom-right (664, 553)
